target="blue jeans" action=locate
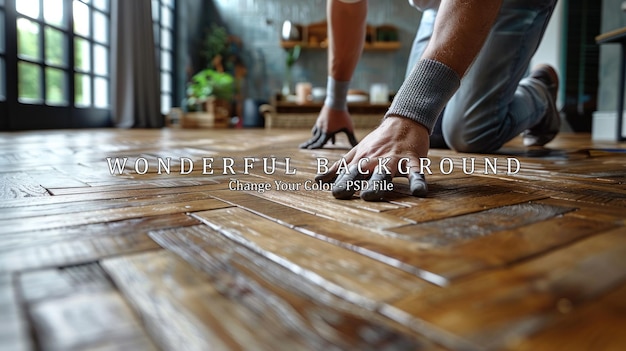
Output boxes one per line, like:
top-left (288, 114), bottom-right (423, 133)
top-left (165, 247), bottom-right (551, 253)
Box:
top-left (407, 0), bottom-right (558, 152)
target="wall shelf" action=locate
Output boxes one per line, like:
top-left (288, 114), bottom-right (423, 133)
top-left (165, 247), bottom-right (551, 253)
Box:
top-left (280, 40), bottom-right (401, 51)
top-left (280, 21), bottom-right (401, 52)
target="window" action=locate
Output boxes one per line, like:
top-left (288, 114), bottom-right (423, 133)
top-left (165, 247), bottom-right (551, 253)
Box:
top-left (73, 0), bottom-right (110, 109)
top-left (152, 0), bottom-right (175, 115)
top-left (1, 0), bottom-right (111, 129)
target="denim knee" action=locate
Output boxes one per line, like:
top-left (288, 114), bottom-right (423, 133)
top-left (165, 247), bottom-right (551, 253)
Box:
top-left (443, 113), bottom-right (508, 153)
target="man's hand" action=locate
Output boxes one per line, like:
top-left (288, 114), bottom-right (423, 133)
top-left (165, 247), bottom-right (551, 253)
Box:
top-left (299, 106), bottom-right (358, 149)
top-left (315, 116), bottom-right (430, 201)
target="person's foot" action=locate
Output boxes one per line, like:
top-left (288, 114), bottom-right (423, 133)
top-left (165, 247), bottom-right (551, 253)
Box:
top-left (523, 64), bottom-right (561, 147)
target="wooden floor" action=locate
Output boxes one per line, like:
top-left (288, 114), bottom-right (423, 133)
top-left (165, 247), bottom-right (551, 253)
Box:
top-left (1, 127), bottom-right (625, 351)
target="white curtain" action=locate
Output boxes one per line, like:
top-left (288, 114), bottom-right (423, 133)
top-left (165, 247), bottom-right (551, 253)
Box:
top-left (111, 0), bottom-right (162, 128)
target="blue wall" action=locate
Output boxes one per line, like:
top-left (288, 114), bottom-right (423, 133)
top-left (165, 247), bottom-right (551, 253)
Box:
top-left (210, 0), bottom-right (422, 100)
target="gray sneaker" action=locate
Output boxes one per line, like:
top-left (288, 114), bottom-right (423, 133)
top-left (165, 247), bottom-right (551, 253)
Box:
top-left (523, 64), bottom-right (561, 147)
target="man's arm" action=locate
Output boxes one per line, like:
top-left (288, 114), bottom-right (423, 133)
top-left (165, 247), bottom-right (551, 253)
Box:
top-left (299, 0), bottom-right (367, 149)
top-left (423, 0), bottom-right (501, 76)
top-left (318, 0), bottom-right (503, 201)
top-left (328, 0), bottom-right (367, 81)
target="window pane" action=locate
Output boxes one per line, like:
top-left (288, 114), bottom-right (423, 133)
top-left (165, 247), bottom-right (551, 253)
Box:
top-left (164, 0), bottom-right (174, 9)
top-left (94, 77), bottom-right (108, 107)
top-left (16, 0), bottom-right (40, 19)
top-left (46, 67), bottom-right (68, 105)
top-left (74, 73), bottom-right (91, 106)
top-left (0, 58), bottom-right (5, 101)
top-left (17, 18), bottom-right (41, 61)
top-left (161, 27), bottom-right (171, 50)
top-left (93, 0), bottom-right (108, 11)
top-left (44, 0), bottom-right (66, 28)
top-left (161, 50), bottom-right (171, 71)
top-left (45, 27), bottom-right (67, 67)
top-left (18, 61), bottom-right (42, 102)
top-left (93, 11), bottom-right (108, 44)
top-left (74, 37), bottom-right (91, 71)
top-left (73, 0), bottom-right (90, 37)
top-left (161, 72), bottom-right (171, 93)
top-left (94, 44), bottom-right (107, 75)
top-left (161, 94), bottom-right (171, 115)
top-left (161, 6), bottom-right (172, 29)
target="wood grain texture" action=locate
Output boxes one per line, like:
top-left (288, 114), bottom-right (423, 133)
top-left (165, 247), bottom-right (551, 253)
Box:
top-left (0, 172), bottom-right (50, 199)
top-left (393, 227), bottom-right (626, 350)
top-left (0, 214), bottom-right (198, 272)
top-left (192, 208), bottom-right (427, 302)
top-left (155, 227), bottom-right (445, 350)
top-left (0, 128), bottom-right (624, 350)
top-left (103, 248), bottom-right (437, 351)
top-left (204, 188), bottom-right (618, 283)
top-left (422, 213), bottom-right (617, 280)
top-left (206, 189), bottom-right (453, 285)
top-left (22, 264), bottom-right (157, 351)
top-left (0, 191), bottom-right (222, 220)
top-left (0, 197), bottom-right (229, 235)
top-left (385, 191), bottom-right (548, 223)
top-left (28, 292), bottom-right (148, 350)
top-left (0, 274), bottom-right (32, 351)
top-left (256, 189), bottom-right (416, 229)
top-left (388, 202), bottom-right (574, 246)
top-left (512, 281), bottom-right (626, 351)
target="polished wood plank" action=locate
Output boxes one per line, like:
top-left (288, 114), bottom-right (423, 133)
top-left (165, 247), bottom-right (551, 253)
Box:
top-left (393, 227), bottom-right (626, 349)
top-left (0, 182), bottom-right (230, 209)
top-left (512, 281), bottom-right (626, 351)
top-left (192, 208), bottom-right (428, 302)
top-left (0, 214), bottom-right (198, 272)
top-left (149, 226), bottom-right (443, 350)
top-left (22, 265), bottom-right (157, 351)
top-left (0, 197), bottom-right (228, 235)
top-left (0, 171), bottom-right (50, 199)
top-left (103, 248), bottom-right (436, 351)
top-left (388, 202), bottom-right (573, 246)
top-left (385, 190), bottom-right (547, 223)
top-left (0, 191), bottom-right (221, 220)
top-left (207, 189), bottom-right (451, 285)
top-left (0, 274), bottom-right (32, 351)
top-left (256, 188), bottom-right (415, 229)
top-left (537, 197), bottom-right (626, 225)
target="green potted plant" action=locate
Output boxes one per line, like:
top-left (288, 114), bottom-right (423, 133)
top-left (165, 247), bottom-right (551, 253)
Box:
top-left (183, 24), bottom-right (238, 128)
top-left (183, 69), bottom-right (235, 128)
top-left (185, 69), bottom-right (235, 109)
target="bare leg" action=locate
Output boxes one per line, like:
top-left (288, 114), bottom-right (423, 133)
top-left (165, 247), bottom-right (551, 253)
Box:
top-left (299, 0), bottom-right (367, 149)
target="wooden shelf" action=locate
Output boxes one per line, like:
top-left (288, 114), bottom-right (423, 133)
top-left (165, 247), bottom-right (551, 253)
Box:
top-left (280, 40), bottom-right (400, 51)
top-left (274, 100), bottom-right (390, 114)
top-left (280, 21), bottom-right (401, 52)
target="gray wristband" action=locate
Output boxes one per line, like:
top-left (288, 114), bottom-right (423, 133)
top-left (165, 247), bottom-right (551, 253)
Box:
top-left (385, 59), bottom-right (460, 133)
top-left (324, 76), bottom-right (350, 111)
